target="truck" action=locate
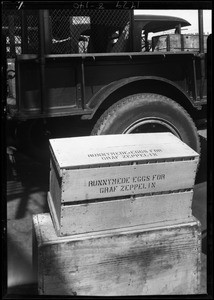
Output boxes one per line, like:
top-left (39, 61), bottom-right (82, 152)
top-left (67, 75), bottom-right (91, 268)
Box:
top-left (2, 3), bottom-right (210, 160)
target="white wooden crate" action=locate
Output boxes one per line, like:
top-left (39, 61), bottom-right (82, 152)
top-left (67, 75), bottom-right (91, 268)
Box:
top-left (48, 133), bottom-right (199, 236)
top-left (33, 213), bottom-right (201, 296)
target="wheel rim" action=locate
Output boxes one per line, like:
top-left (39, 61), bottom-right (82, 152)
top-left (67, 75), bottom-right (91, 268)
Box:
top-left (122, 117), bottom-right (181, 139)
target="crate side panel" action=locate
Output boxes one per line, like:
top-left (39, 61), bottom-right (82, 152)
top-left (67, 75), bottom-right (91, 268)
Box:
top-left (60, 191), bottom-right (193, 235)
top-left (49, 157), bottom-right (62, 222)
top-left (154, 34), bottom-right (182, 52)
top-left (183, 34), bottom-right (208, 51)
top-left (62, 160), bottom-right (198, 202)
top-left (47, 192), bottom-right (61, 236)
top-left (38, 220), bottom-right (201, 295)
top-left (32, 215), bottom-right (44, 294)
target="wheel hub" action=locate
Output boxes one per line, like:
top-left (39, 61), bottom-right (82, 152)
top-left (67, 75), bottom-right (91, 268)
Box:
top-left (122, 117), bottom-right (181, 139)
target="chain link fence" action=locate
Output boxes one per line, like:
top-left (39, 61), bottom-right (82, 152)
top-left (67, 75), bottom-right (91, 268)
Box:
top-left (49, 9), bottom-right (132, 54)
top-left (2, 10), bottom-right (39, 58)
top-left (2, 9), bottom-right (133, 57)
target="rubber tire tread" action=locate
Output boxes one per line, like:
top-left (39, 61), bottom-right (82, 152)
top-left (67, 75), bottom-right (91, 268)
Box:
top-left (91, 93), bottom-right (200, 155)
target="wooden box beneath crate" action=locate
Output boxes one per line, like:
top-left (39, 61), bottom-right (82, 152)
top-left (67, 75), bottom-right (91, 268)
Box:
top-left (33, 213), bottom-right (201, 296)
top-left (48, 133), bottom-right (199, 236)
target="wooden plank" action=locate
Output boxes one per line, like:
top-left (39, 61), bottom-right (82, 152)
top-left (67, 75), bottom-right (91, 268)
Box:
top-left (52, 190), bottom-right (193, 236)
top-left (49, 133), bottom-right (198, 169)
top-left (153, 34), bottom-right (208, 52)
top-left (183, 34), bottom-right (208, 51)
top-left (33, 213), bottom-right (201, 296)
top-left (60, 160), bottom-right (197, 202)
top-left (32, 214), bottom-right (199, 245)
top-left (47, 190), bottom-right (61, 236)
top-left (49, 157), bottom-right (62, 222)
top-left (153, 34), bottom-right (181, 52)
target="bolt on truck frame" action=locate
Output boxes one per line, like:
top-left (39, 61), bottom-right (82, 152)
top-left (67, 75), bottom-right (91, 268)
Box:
top-left (3, 3), bottom-right (209, 158)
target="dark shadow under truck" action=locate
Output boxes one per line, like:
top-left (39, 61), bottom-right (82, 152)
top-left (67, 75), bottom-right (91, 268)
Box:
top-left (3, 5), bottom-right (209, 160)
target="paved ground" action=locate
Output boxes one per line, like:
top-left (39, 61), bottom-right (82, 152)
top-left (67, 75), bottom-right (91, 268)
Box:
top-left (4, 128), bottom-right (208, 296)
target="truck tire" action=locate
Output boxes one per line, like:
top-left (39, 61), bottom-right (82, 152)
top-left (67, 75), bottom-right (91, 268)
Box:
top-left (91, 93), bottom-right (200, 154)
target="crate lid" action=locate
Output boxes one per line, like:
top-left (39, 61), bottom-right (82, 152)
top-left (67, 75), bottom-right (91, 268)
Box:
top-left (49, 133), bottom-right (199, 169)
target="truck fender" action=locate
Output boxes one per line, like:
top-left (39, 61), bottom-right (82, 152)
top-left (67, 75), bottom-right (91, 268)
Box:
top-left (85, 76), bottom-right (195, 119)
